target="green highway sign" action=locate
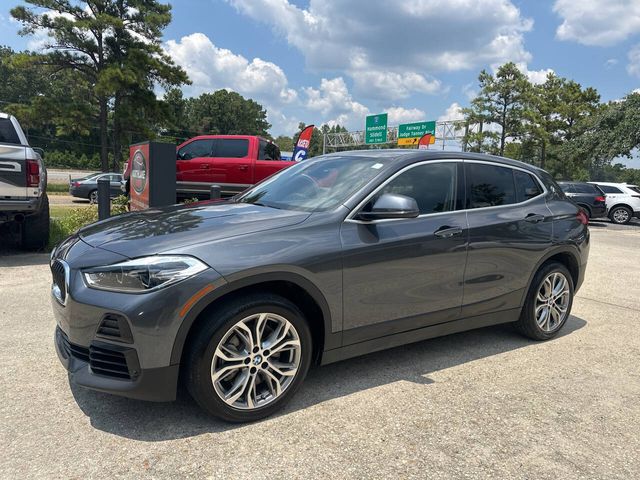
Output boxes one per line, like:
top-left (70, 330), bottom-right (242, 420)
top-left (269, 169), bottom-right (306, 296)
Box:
top-left (397, 121), bottom-right (436, 145)
top-left (365, 113), bottom-right (388, 144)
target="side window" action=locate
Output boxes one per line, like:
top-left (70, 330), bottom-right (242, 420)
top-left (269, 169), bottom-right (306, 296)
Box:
top-left (598, 185), bottom-right (623, 194)
top-left (560, 183), bottom-right (575, 193)
top-left (177, 139), bottom-right (214, 160)
top-left (466, 163), bottom-right (516, 208)
top-left (258, 140), bottom-right (281, 160)
top-left (573, 183), bottom-right (598, 194)
top-left (0, 118), bottom-right (21, 144)
top-left (215, 139), bottom-right (249, 158)
top-left (515, 171), bottom-right (543, 202)
top-left (376, 162), bottom-right (458, 214)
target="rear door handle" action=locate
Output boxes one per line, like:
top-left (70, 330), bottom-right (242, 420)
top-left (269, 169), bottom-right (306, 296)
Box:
top-left (200, 164), bottom-right (210, 169)
top-left (524, 213), bottom-right (545, 223)
top-left (434, 226), bottom-right (463, 238)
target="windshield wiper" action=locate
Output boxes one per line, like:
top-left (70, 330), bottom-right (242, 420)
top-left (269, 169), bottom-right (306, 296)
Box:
top-left (252, 202), bottom-right (282, 209)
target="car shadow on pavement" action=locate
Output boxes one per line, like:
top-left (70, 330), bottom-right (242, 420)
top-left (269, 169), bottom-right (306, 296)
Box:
top-left (70, 315), bottom-right (586, 441)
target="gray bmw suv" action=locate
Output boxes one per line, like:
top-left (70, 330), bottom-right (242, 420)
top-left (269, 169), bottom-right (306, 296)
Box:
top-left (50, 151), bottom-right (589, 422)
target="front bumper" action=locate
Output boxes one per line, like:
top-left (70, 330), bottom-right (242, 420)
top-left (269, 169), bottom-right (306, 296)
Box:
top-left (50, 237), bottom-right (225, 402)
top-left (55, 326), bottom-right (179, 401)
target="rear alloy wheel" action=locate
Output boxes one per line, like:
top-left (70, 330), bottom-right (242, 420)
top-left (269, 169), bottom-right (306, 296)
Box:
top-left (609, 206), bottom-right (632, 225)
top-left (515, 262), bottom-right (574, 340)
top-left (89, 190), bottom-right (98, 204)
top-left (186, 294), bottom-right (312, 422)
top-left (534, 272), bottom-right (570, 333)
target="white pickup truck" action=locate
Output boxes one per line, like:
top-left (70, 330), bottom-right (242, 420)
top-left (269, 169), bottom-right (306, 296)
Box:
top-left (0, 113), bottom-right (49, 250)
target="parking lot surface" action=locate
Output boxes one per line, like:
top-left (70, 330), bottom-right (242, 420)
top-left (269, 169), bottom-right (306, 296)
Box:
top-left (1, 223), bottom-right (639, 479)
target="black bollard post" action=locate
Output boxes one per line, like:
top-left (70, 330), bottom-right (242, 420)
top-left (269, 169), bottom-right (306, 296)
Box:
top-left (97, 177), bottom-right (111, 220)
top-left (210, 184), bottom-right (221, 200)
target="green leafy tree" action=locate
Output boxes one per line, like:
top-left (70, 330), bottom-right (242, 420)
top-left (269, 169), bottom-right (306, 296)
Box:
top-left (463, 62), bottom-right (530, 156)
top-left (274, 135), bottom-right (293, 152)
top-left (11, 0), bottom-right (189, 171)
top-left (185, 90), bottom-right (271, 136)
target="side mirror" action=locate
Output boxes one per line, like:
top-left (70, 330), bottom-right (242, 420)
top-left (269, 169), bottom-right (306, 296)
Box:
top-left (33, 147), bottom-right (45, 159)
top-left (356, 193), bottom-right (420, 221)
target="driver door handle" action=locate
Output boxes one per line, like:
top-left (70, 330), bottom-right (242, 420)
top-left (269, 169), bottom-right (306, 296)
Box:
top-left (200, 164), bottom-right (210, 169)
top-left (524, 213), bottom-right (545, 223)
top-left (434, 226), bottom-right (463, 238)
top-left (238, 165), bottom-right (249, 171)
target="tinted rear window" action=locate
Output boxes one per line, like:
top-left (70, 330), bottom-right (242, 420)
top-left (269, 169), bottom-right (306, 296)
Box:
top-left (573, 183), bottom-right (599, 194)
top-left (259, 140), bottom-right (280, 160)
top-left (0, 118), bottom-right (20, 144)
top-left (598, 185), bottom-right (623, 194)
top-left (466, 163), bottom-right (516, 208)
top-left (515, 171), bottom-right (542, 202)
top-left (216, 139), bottom-right (249, 158)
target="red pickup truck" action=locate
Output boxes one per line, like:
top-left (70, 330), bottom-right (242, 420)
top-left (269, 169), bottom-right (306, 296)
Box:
top-left (124, 135), bottom-right (295, 198)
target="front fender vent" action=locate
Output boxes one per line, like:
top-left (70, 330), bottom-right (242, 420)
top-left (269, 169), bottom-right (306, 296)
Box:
top-left (96, 313), bottom-right (133, 344)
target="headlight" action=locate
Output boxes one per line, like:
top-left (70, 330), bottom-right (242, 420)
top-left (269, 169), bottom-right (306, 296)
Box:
top-left (82, 255), bottom-right (208, 293)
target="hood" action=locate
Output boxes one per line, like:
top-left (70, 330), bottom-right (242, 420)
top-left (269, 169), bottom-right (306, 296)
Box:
top-left (79, 201), bottom-right (310, 258)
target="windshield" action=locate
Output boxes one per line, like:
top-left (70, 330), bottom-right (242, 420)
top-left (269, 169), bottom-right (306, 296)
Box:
top-left (236, 156), bottom-right (391, 212)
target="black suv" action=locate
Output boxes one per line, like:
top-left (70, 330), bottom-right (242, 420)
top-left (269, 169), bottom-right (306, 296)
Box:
top-left (558, 181), bottom-right (607, 219)
top-left (51, 151), bottom-right (590, 422)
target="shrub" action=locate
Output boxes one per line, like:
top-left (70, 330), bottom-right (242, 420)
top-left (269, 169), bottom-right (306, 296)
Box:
top-left (48, 199), bottom-right (130, 249)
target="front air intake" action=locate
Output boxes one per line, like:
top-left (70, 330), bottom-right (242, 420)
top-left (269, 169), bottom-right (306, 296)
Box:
top-left (96, 313), bottom-right (133, 343)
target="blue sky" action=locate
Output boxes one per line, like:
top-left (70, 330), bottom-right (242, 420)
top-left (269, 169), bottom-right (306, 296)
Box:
top-left (1, 0), bottom-right (639, 164)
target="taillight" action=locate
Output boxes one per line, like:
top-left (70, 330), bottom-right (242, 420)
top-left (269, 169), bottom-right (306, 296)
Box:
top-left (26, 159), bottom-right (40, 187)
top-left (577, 210), bottom-right (589, 225)
top-left (72, 181), bottom-right (80, 187)
top-left (595, 196), bottom-right (605, 202)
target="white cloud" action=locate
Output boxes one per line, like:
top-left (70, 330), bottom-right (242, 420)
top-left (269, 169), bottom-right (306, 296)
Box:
top-left (554, 0), bottom-right (640, 47)
top-left (627, 45), bottom-right (640, 78)
top-left (387, 107), bottom-right (427, 124)
top-left (524, 67), bottom-right (554, 85)
top-left (303, 77), bottom-right (369, 129)
top-left (164, 33), bottom-right (299, 132)
top-left (228, 0), bottom-right (532, 98)
top-left (438, 102), bottom-right (465, 122)
top-left (164, 33), bottom-right (296, 103)
top-left (605, 58), bottom-right (619, 69)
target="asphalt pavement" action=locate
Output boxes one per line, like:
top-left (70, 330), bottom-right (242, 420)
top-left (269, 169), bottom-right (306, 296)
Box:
top-left (0, 223), bottom-right (639, 478)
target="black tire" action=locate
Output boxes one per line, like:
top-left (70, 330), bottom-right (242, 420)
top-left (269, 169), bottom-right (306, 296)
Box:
top-left (88, 189), bottom-right (98, 204)
top-left (20, 194), bottom-right (50, 251)
top-left (577, 204), bottom-right (591, 218)
top-left (185, 293), bottom-right (313, 422)
top-left (609, 205), bottom-right (632, 225)
top-left (514, 261), bottom-right (574, 341)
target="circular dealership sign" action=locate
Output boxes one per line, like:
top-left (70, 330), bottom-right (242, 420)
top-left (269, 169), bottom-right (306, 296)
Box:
top-left (131, 149), bottom-right (147, 195)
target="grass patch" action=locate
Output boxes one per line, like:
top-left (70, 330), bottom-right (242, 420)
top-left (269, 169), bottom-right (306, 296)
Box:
top-left (48, 195), bottom-right (129, 249)
top-left (47, 183), bottom-right (69, 193)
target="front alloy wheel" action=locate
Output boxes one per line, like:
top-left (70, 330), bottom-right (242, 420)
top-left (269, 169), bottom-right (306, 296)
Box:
top-left (212, 313), bottom-right (301, 410)
top-left (186, 294), bottom-right (312, 422)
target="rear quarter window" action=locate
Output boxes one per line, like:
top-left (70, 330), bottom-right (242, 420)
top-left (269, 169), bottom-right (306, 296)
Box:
top-left (515, 171), bottom-right (543, 202)
top-left (0, 118), bottom-right (21, 145)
